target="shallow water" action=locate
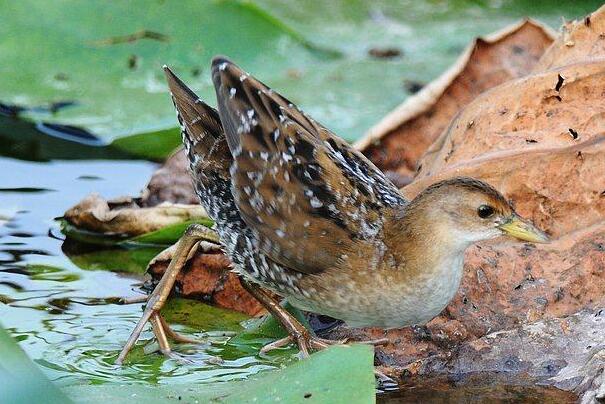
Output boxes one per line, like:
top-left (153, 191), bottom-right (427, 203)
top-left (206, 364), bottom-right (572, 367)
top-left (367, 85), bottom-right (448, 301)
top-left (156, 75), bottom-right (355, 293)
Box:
top-left (0, 156), bottom-right (285, 388)
top-left (379, 380), bottom-right (577, 404)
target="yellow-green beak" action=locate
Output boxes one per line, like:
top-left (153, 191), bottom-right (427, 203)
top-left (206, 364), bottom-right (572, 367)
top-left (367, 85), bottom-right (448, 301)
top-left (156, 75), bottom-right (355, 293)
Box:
top-left (498, 214), bottom-right (549, 243)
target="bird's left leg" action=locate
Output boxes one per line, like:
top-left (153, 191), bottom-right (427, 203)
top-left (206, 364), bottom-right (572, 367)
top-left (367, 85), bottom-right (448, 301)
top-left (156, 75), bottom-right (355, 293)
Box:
top-left (239, 279), bottom-right (347, 357)
top-left (116, 224), bottom-right (221, 364)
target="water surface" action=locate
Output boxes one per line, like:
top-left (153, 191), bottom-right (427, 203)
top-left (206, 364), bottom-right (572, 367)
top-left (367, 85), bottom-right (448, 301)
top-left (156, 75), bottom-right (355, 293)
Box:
top-left (0, 156), bottom-right (282, 388)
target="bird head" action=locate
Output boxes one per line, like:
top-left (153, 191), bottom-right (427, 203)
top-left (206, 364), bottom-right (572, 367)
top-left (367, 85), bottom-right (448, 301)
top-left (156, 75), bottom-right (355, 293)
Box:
top-left (407, 177), bottom-right (549, 248)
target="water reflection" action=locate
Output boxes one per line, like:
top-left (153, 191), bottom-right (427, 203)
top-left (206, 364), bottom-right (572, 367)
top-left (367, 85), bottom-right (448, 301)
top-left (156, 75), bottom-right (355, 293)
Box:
top-left (0, 156), bottom-right (287, 388)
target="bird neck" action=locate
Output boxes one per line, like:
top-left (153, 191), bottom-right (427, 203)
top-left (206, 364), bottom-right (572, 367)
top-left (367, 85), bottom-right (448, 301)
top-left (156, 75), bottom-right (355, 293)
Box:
top-left (384, 205), bottom-right (471, 273)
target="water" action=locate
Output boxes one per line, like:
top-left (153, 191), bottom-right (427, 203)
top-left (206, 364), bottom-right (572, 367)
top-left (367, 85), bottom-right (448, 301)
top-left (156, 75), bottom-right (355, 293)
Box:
top-left (378, 375), bottom-right (578, 403)
top-left (0, 156), bottom-right (279, 388)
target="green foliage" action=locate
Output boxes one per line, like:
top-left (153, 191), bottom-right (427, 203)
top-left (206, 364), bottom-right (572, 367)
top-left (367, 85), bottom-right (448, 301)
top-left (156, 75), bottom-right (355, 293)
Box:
top-left (0, 297), bottom-right (371, 404)
top-left (0, 325), bottom-right (71, 404)
top-left (229, 302), bottom-right (310, 356)
top-left (60, 220), bottom-right (128, 246)
top-left (109, 128), bottom-right (183, 161)
top-left (65, 245), bottom-right (162, 274)
top-left (60, 218), bottom-right (213, 248)
top-left (1, 0), bottom-right (333, 141)
top-left (60, 219), bottom-right (214, 275)
top-left (162, 298), bottom-right (248, 331)
top-left (126, 219), bottom-right (214, 246)
top-left (64, 344), bottom-right (375, 403)
top-left (222, 344), bottom-right (376, 403)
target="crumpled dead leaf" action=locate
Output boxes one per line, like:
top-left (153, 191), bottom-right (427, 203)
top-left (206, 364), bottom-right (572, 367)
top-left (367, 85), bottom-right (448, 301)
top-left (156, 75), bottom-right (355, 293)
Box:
top-left (344, 5), bottom-right (605, 397)
top-left (403, 6), bottom-right (605, 240)
top-left (534, 5), bottom-right (605, 71)
top-left (147, 244), bottom-right (269, 317)
top-left (141, 149), bottom-right (199, 206)
top-left (356, 19), bottom-right (555, 185)
top-left (63, 193), bottom-right (207, 236)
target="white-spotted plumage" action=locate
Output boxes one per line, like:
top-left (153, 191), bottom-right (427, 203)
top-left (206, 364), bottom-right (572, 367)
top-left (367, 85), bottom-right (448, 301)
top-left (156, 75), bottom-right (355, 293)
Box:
top-left (163, 59), bottom-right (407, 311)
top-left (163, 59), bottom-right (530, 330)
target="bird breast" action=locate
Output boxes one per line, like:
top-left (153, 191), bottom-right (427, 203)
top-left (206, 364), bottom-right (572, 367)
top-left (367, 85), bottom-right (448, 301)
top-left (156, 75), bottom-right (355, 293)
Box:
top-left (329, 251), bottom-right (466, 329)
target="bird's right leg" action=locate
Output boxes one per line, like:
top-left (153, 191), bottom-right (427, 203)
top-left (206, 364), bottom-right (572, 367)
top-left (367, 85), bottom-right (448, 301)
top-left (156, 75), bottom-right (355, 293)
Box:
top-left (116, 224), bottom-right (220, 364)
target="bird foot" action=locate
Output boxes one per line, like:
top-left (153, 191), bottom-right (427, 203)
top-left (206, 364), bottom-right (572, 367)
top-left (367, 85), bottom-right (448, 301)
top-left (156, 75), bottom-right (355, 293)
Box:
top-left (116, 297), bottom-right (203, 364)
top-left (116, 224), bottom-right (221, 365)
top-left (260, 334), bottom-right (348, 358)
top-left (260, 334), bottom-right (388, 358)
top-left (119, 295), bottom-right (149, 305)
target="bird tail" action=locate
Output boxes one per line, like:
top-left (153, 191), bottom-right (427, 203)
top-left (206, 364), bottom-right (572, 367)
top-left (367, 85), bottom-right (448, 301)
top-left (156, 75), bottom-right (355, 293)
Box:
top-left (163, 65), bottom-right (232, 174)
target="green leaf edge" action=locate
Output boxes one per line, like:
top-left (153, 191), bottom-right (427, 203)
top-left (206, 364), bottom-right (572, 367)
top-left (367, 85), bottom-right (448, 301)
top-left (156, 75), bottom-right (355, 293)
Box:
top-left (0, 325), bottom-right (72, 404)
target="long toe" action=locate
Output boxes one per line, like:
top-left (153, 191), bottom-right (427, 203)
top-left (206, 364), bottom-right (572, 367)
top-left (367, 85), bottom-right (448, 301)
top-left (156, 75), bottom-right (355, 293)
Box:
top-left (158, 315), bottom-right (202, 344)
top-left (259, 336), bottom-right (294, 357)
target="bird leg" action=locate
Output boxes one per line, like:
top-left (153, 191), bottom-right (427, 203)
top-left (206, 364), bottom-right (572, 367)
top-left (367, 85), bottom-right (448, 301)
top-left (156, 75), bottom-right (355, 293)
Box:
top-left (116, 224), bottom-right (220, 364)
top-left (239, 279), bottom-right (348, 358)
top-left (243, 280), bottom-right (394, 383)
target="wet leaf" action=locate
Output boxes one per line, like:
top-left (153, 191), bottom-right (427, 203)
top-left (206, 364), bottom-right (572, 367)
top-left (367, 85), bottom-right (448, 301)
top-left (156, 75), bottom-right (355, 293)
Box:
top-left (222, 344), bottom-right (375, 403)
top-left (109, 128), bottom-right (183, 161)
top-left (64, 245), bottom-right (161, 274)
top-left (63, 344), bottom-right (375, 403)
top-left (0, 325), bottom-right (70, 404)
top-left (126, 219), bottom-right (214, 247)
top-left (161, 298), bottom-right (248, 331)
top-left (60, 220), bottom-right (127, 246)
top-left (1, 0), bottom-right (337, 142)
top-left (228, 302), bottom-right (310, 355)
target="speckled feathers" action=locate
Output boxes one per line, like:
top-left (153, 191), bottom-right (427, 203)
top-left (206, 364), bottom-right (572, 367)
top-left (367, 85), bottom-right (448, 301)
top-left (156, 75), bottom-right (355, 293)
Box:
top-left (210, 57), bottom-right (406, 275)
top-left (161, 58), bottom-right (533, 328)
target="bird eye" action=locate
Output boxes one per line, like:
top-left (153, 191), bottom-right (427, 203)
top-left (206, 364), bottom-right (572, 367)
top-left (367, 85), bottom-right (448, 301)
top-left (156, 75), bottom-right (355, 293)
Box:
top-left (477, 205), bottom-right (495, 219)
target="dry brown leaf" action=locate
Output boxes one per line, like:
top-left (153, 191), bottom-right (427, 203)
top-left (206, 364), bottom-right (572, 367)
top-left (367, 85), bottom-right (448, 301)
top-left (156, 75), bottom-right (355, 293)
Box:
top-left (410, 39), bottom-right (605, 240)
top-left (332, 6), bottom-right (605, 386)
top-left (148, 250), bottom-right (269, 316)
top-left (416, 60), bottom-right (605, 177)
top-left (63, 193), bottom-right (206, 236)
top-left (141, 149), bottom-right (198, 206)
top-left (535, 4), bottom-right (605, 71)
top-left (355, 20), bottom-right (555, 183)
top-left (407, 136), bottom-right (605, 238)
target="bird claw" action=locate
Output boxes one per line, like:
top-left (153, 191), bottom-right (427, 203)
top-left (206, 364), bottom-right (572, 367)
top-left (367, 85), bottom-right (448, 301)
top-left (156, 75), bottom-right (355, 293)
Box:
top-left (119, 295), bottom-right (149, 305)
top-left (259, 334), bottom-right (388, 359)
top-left (116, 224), bottom-right (221, 365)
top-left (259, 333), bottom-right (348, 359)
top-left (116, 304), bottom-right (205, 365)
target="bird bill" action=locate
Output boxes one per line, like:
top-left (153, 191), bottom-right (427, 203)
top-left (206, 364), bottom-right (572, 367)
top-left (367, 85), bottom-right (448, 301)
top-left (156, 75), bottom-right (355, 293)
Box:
top-left (498, 215), bottom-right (549, 243)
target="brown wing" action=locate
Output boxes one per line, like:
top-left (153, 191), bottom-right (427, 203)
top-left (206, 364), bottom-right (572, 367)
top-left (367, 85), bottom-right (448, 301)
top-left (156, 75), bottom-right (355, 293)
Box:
top-left (211, 57), bottom-right (406, 274)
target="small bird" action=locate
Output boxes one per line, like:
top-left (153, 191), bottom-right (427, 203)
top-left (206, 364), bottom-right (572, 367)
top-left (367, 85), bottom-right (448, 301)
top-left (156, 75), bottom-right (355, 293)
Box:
top-left (117, 57), bottom-right (548, 363)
